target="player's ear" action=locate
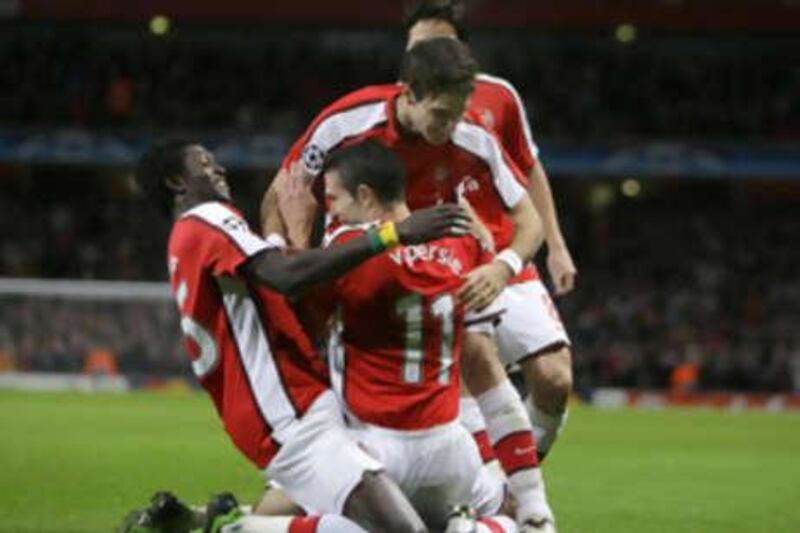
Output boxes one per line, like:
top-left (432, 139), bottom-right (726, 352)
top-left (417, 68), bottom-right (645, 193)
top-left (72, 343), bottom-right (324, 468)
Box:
top-left (355, 184), bottom-right (377, 209)
top-left (164, 174), bottom-right (186, 194)
top-left (402, 85), bottom-right (418, 105)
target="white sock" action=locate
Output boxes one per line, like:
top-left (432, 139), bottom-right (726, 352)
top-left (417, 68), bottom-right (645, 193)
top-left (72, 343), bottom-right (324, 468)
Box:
top-left (527, 397), bottom-right (568, 458)
top-left (476, 380), bottom-right (553, 523)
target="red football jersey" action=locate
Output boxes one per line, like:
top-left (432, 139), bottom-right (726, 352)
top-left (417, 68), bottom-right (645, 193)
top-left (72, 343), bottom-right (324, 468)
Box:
top-left (282, 83), bottom-right (537, 283)
top-left (167, 202), bottom-right (329, 469)
top-left (471, 73), bottom-right (540, 177)
top-left (318, 224), bottom-right (491, 430)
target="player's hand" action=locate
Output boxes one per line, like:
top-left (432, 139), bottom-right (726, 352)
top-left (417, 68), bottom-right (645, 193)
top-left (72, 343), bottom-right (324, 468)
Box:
top-left (275, 162), bottom-right (317, 249)
top-left (458, 195), bottom-right (495, 253)
top-left (395, 204), bottom-right (471, 244)
top-left (458, 261), bottom-right (511, 313)
top-left (547, 245), bottom-right (577, 296)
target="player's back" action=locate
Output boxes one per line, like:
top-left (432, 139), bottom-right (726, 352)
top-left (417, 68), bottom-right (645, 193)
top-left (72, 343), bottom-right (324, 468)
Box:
top-left (471, 73), bottom-right (540, 176)
top-left (324, 224), bottom-right (486, 431)
top-left (167, 201), bottom-right (329, 469)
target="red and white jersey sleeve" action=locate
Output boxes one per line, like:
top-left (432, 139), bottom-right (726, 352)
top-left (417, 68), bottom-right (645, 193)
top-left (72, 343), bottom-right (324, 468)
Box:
top-left (472, 73), bottom-right (540, 176)
top-left (167, 202), bottom-right (329, 469)
top-left (282, 85), bottom-right (399, 177)
top-left (325, 224), bottom-right (485, 431)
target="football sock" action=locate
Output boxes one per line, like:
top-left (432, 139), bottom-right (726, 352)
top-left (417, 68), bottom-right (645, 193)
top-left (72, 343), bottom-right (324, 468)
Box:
top-left (477, 516), bottom-right (517, 533)
top-left (527, 398), bottom-right (568, 460)
top-left (476, 380), bottom-right (553, 524)
top-left (460, 396), bottom-right (498, 464)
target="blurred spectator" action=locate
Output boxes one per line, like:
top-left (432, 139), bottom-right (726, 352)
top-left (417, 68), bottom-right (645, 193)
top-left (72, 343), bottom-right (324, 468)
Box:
top-left (0, 26), bottom-right (797, 140)
top-left (0, 297), bottom-right (187, 377)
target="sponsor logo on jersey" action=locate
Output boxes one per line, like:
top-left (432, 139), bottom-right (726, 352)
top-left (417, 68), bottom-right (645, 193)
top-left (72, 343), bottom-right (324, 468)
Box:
top-left (389, 244), bottom-right (464, 275)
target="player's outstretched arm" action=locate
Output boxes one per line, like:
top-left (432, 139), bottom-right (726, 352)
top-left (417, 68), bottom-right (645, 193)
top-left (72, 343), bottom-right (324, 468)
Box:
top-left (459, 194), bottom-right (543, 312)
top-left (528, 163), bottom-right (577, 295)
top-left (506, 192), bottom-right (544, 263)
top-left (259, 176), bottom-right (284, 238)
top-left (244, 204), bottom-right (471, 296)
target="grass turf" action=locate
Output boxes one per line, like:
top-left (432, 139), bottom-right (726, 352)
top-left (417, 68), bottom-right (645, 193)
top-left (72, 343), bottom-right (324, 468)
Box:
top-left (0, 390), bottom-right (798, 532)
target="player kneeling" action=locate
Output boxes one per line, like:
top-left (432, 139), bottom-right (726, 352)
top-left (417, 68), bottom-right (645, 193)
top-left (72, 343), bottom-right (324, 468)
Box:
top-left (260, 141), bottom-right (521, 532)
top-left (135, 140), bottom-right (472, 532)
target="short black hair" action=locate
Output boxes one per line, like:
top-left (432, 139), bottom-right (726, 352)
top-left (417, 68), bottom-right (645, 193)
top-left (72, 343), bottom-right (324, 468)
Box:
top-left (403, 0), bottom-right (469, 40)
top-left (323, 141), bottom-right (406, 206)
top-left (135, 139), bottom-right (194, 216)
top-left (400, 37), bottom-right (477, 100)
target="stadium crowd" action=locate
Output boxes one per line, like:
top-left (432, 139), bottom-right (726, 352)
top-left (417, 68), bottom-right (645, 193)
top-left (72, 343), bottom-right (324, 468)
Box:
top-left (0, 26), bottom-right (798, 141)
top-left (2, 181), bottom-right (798, 393)
top-left (1, 22), bottom-right (797, 393)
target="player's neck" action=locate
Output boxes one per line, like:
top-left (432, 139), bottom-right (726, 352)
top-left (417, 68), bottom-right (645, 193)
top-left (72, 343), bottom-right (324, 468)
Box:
top-left (374, 202), bottom-right (410, 223)
top-left (173, 193), bottom-right (223, 218)
top-left (394, 94), bottom-right (418, 139)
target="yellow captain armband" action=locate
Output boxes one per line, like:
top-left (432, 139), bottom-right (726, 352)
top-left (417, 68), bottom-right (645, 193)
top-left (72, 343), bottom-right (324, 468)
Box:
top-left (377, 221), bottom-right (401, 249)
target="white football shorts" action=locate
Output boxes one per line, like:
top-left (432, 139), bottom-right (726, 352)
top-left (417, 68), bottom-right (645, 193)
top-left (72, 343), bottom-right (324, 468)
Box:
top-left (348, 419), bottom-right (505, 528)
top-left (495, 280), bottom-right (571, 365)
top-left (264, 390), bottom-right (383, 514)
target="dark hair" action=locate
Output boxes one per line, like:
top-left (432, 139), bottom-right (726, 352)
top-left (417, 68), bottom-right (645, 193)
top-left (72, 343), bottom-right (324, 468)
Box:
top-left (135, 139), bottom-right (194, 216)
top-left (323, 141), bottom-right (407, 206)
top-left (403, 0), bottom-right (469, 40)
top-left (400, 38), bottom-right (477, 100)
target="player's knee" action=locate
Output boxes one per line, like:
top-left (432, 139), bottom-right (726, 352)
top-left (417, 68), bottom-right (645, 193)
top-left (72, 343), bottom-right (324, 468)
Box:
top-left (546, 354), bottom-right (573, 398)
top-left (525, 346), bottom-right (573, 399)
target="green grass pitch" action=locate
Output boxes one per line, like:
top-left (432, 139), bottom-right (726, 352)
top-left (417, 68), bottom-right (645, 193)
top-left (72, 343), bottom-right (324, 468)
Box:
top-left (0, 390), bottom-right (798, 532)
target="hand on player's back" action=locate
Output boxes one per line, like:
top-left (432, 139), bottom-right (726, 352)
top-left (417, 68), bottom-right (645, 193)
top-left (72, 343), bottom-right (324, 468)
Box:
top-left (396, 204), bottom-right (472, 245)
top-left (458, 261), bottom-right (511, 313)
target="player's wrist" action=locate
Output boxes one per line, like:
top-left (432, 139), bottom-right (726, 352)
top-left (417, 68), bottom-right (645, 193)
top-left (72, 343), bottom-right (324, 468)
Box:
top-left (366, 222), bottom-right (401, 253)
top-left (494, 248), bottom-right (523, 278)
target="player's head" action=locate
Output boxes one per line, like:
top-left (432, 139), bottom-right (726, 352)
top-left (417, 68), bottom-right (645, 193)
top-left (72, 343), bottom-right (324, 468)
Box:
top-left (403, 0), bottom-right (467, 49)
top-left (323, 141), bottom-right (407, 224)
top-left (136, 139), bottom-right (231, 216)
top-left (399, 37), bottom-right (477, 145)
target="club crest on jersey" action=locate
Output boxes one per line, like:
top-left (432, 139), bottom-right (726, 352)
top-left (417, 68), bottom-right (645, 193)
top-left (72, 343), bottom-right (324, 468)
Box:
top-left (301, 143), bottom-right (326, 174)
top-left (389, 244), bottom-right (464, 275)
top-left (455, 176), bottom-right (480, 199)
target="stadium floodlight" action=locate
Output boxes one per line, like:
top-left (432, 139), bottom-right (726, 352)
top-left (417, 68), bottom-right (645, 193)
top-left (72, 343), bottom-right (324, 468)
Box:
top-left (621, 179), bottom-right (642, 198)
top-left (149, 15), bottom-right (171, 36)
top-left (615, 24), bottom-right (637, 44)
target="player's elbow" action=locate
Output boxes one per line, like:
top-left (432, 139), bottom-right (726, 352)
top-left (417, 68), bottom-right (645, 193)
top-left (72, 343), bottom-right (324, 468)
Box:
top-left (245, 253), bottom-right (306, 297)
top-left (512, 197), bottom-right (544, 257)
top-left (258, 267), bottom-right (306, 297)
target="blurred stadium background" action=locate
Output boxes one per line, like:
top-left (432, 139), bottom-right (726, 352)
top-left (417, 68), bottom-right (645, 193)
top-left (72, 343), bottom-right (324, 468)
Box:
top-left (0, 1), bottom-right (799, 531)
top-left (1, 0), bottom-right (798, 404)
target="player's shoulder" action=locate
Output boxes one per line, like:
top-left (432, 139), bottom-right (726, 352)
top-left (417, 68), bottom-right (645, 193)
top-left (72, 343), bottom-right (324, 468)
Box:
top-left (454, 110), bottom-right (502, 149)
top-left (474, 72), bottom-right (523, 102)
top-left (175, 202), bottom-right (247, 236)
top-left (172, 201), bottom-right (270, 257)
top-left (318, 84), bottom-right (400, 118)
top-left (322, 221), bottom-right (377, 248)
